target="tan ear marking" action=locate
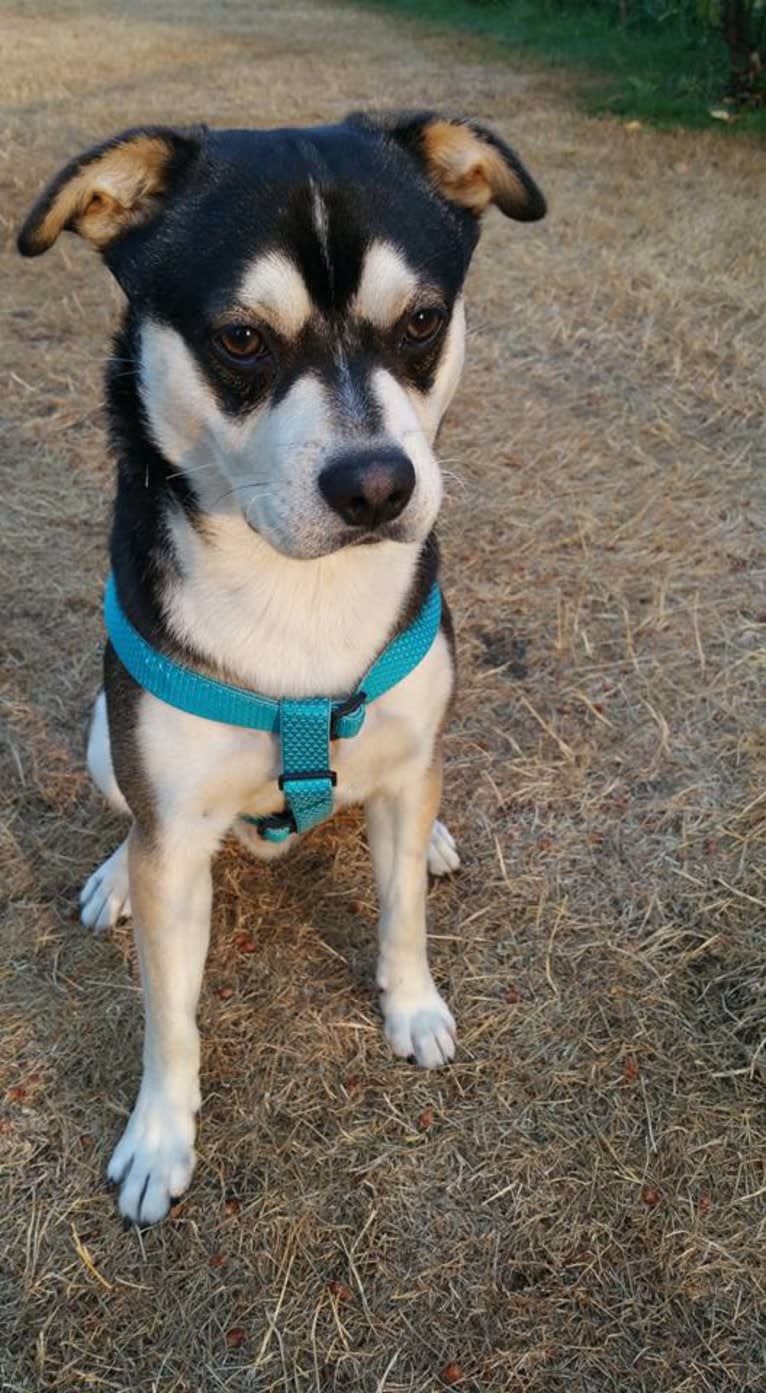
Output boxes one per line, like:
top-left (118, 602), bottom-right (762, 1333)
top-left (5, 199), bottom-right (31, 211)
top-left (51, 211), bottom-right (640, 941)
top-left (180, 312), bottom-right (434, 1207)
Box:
top-left (421, 120), bottom-right (528, 217)
top-left (20, 133), bottom-right (180, 255)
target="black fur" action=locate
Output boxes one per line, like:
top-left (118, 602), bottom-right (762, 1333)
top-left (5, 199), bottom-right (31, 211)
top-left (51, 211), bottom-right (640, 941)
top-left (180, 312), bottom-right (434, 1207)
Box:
top-left (21, 114), bottom-right (543, 697)
top-left (97, 117), bottom-right (492, 667)
top-left (103, 644), bottom-right (155, 830)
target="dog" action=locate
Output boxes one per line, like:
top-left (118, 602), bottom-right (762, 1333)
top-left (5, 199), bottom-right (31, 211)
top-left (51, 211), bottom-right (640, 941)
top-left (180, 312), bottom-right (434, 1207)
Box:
top-left (18, 111), bottom-right (545, 1224)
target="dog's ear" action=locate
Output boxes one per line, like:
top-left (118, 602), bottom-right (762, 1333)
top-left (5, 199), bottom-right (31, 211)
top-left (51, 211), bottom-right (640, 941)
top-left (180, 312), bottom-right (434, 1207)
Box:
top-left (349, 110), bottom-right (545, 223)
top-left (17, 126), bottom-right (204, 257)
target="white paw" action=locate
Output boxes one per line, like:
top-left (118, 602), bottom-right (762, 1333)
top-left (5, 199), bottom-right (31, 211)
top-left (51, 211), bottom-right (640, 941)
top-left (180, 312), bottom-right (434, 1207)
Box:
top-left (381, 979), bottom-right (457, 1069)
top-left (107, 1094), bottom-right (196, 1225)
top-left (80, 840), bottom-right (131, 932)
top-left (427, 819), bottom-right (460, 877)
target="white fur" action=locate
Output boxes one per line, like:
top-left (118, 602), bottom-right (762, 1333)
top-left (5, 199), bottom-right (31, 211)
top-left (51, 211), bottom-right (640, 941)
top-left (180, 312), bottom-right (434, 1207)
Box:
top-left (105, 819), bottom-right (215, 1223)
top-left (80, 839), bottom-right (131, 931)
top-left (139, 320), bottom-right (224, 473)
top-left (311, 181), bottom-right (331, 271)
top-left (367, 780), bottom-right (457, 1068)
top-left (163, 508), bottom-right (422, 696)
top-left (86, 691), bottom-right (128, 813)
top-left (133, 628), bottom-right (453, 825)
top-left (427, 819), bottom-right (461, 876)
top-left (238, 251), bottom-right (313, 337)
top-left (370, 367), bottom-right (444, 525)
top-left (108, 1078), bottom-right (196, 1224)
top-left (415, 297), bottom-right (466, 437)
top-left (353, 240), bottom-right (418, 328)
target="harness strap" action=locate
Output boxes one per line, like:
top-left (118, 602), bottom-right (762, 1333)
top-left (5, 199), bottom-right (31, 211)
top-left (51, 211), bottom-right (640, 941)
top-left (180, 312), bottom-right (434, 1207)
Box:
top-left (105, 575), bottom-right (441, 842)
top-left (279, 697), bottom-right (335, 832)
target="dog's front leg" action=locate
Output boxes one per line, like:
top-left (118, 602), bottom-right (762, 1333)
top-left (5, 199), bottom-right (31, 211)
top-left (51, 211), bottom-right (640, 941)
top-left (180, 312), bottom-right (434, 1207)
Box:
top-left (107, 821), bottom-right (213, 1224)
top-left (366, 754), bottom-right (456, 1069)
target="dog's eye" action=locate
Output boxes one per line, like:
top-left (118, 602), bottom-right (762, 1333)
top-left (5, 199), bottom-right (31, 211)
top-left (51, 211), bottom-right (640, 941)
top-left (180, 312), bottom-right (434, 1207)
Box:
top-left (404, 308), bottom-right (444, 346)
top-left (215, 324), bottom-right (268, 361)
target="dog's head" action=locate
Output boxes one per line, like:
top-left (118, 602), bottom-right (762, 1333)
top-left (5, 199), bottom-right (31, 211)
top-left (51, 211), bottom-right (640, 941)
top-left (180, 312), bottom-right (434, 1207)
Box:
top-left (19, 114), bottom-right (545, 560)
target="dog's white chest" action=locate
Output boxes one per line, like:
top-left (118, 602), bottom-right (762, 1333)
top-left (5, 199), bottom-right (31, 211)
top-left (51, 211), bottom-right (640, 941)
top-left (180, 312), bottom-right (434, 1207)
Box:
top-left (137, 631), bottom-right (452, 831)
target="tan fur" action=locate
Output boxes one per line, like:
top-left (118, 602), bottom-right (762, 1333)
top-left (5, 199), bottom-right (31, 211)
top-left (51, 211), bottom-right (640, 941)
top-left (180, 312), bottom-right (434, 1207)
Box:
top-left (419, 749), bottom-right (443, 847)
top-left (421, 120), bottom-right (527, 216)
top-left (30, 135), bottom-right (174, 252)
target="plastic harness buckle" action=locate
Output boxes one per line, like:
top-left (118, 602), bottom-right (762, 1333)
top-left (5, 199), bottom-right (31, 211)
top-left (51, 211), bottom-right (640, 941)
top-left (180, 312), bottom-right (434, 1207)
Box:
top-left (330, 690), bottom-right (367, 739)
top-left (243, 810), bottom-right (297, 844)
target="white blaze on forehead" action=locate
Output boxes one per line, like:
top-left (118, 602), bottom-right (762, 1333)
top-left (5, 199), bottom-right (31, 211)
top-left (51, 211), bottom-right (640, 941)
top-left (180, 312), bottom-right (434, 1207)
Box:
top-left (353, 240), bottom-right (418, 329)
top-left (311, 180), bottom-right (331, 270)
top-left (238, 252), bottom-right (313, 337)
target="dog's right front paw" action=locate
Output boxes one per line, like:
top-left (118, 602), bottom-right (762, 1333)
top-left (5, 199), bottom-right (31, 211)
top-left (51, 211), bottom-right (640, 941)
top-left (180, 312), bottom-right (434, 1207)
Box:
top-left (108, 1095), bottom-right (196, 1225)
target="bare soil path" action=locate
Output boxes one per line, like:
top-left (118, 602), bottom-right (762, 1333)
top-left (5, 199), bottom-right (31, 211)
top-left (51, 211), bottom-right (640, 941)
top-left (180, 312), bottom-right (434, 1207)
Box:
top-left (2, 2), bottom-right (765, 1389)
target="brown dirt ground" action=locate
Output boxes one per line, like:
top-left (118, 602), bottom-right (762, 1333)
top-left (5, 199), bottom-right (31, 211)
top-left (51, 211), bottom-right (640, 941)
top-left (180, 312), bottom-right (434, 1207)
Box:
top-left (2, 1), bottom-right (765, 1389)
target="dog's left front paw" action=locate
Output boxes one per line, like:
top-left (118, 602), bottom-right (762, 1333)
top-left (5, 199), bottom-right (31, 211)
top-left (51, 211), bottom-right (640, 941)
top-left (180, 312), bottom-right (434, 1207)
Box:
top-left (427, 819), bottom-right (460, 877)
top-left (381, 980), bottom-right (457, 1068)
top-left (108, 1094), bottom-right (196, 1225)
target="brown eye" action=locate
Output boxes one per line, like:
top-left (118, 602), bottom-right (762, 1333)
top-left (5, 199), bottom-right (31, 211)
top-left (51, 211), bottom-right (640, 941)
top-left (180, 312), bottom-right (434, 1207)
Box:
top-left (404, 307), bottom-right (444, 346)
top-left (215, 324), bottom-right (267, 360)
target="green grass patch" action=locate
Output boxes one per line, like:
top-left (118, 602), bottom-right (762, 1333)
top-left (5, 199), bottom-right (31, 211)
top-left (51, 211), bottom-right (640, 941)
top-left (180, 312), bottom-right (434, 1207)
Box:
top-left (359, 0), bottom-right (766, 135)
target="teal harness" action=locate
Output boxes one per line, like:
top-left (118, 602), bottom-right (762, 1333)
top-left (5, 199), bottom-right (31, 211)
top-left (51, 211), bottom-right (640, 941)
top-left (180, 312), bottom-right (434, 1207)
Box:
top-left (104, 574), bottom-right (441, 844)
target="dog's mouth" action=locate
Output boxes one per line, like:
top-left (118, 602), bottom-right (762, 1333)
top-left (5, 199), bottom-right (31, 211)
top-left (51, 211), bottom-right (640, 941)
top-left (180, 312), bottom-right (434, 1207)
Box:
top-left (339, 520), bottom-right (407, 548)
top-left (242, 515), bottom-right (408, 559)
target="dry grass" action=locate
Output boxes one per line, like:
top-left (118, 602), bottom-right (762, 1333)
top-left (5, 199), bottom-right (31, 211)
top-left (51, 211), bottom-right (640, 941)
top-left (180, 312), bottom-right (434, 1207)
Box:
top-left (2, 1), bottom-right (765, 1389)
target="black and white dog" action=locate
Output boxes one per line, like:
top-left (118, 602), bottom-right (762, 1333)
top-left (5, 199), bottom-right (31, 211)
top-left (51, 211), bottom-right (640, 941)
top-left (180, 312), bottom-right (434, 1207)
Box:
top-left (19, 112), bottom-right (545, 1224)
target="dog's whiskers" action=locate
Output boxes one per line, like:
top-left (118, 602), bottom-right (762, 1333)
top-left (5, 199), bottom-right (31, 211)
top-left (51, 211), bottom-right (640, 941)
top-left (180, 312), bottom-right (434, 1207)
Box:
top-left (440, 470), bottom-right (469, 495)
top-left (208, 481), bottom-right (273, 511)
top-left (166, 459), bottom-right (229, 482)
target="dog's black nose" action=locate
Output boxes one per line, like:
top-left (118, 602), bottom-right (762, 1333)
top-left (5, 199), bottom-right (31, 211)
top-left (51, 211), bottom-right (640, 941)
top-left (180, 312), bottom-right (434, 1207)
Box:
top-left (319, 447), bottom-right (416, 530)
